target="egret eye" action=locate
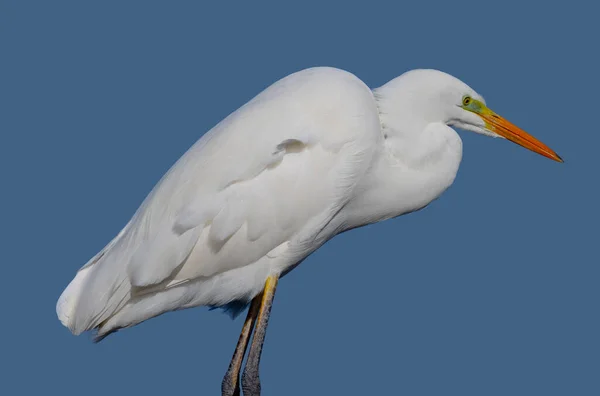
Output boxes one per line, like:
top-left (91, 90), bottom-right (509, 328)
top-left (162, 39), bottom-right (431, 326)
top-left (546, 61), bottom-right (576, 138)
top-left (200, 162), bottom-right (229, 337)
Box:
top-left (462, 96), bottom-right (472, 106)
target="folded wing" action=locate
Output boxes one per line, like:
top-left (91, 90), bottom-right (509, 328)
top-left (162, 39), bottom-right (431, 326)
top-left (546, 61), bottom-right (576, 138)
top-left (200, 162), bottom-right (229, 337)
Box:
top-left (56, 67), bottom-right (382, 335)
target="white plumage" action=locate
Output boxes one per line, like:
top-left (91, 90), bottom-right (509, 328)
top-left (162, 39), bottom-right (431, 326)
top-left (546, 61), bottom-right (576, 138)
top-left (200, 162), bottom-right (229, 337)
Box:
top-left (57, 66), bottom-right (561, 341)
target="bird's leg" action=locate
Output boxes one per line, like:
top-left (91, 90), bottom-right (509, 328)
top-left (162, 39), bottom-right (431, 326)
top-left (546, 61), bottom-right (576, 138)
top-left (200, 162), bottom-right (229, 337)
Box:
top-left (241, 275), bottom-right (279, 396)
top-left (222, 297), bottom-right (261, 396)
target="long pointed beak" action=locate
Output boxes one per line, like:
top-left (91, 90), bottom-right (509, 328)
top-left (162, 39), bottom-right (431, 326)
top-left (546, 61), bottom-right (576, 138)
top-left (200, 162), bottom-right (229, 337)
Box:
top-left (480, 111), bottom-right (563, 163)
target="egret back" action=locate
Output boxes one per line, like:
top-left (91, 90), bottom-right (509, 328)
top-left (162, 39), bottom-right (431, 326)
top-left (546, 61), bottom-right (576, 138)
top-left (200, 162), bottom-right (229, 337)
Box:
top-left (56, 67), bottom-right (383, 337)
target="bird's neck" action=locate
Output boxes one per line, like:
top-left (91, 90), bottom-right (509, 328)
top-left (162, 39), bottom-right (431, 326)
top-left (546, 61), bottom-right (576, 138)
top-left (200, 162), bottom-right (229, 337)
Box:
top-left (372, 83), bottom-right (459, 169)
top-left (339, 88), bottom-right (463, 231)
top-left (372, 74), bottom-right (455, 137)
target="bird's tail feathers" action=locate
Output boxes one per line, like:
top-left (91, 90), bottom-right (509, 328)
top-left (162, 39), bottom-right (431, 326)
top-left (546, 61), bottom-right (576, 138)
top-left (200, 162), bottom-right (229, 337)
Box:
top-left (56, 224), bottom-right (134, 336)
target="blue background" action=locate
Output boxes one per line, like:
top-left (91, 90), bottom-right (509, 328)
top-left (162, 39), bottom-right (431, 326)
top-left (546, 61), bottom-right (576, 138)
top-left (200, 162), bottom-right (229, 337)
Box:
top-left (2, 1), bottom-right (598, 395)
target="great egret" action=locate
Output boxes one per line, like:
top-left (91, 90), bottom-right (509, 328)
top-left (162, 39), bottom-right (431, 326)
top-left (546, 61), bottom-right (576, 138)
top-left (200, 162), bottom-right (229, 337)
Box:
top-left (56, 67), bottom-right (562, 396)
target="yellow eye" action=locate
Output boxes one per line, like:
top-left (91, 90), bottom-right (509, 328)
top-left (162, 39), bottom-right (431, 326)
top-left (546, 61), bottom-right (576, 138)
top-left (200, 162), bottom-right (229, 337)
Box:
top-left (462, 96), bottom-right (472, 106)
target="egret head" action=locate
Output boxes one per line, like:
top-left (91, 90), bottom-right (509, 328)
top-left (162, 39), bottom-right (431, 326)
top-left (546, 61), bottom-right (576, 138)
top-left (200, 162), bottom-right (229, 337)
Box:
top-left (449, 90), bottom-right (563, 162)
top-left (376, 69), bottom-right (563, 162)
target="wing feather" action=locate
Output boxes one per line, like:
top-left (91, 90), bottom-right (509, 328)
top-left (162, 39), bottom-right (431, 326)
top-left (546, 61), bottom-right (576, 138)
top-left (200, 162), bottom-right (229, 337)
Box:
top-left (60, 67), bottom-right (382, 335)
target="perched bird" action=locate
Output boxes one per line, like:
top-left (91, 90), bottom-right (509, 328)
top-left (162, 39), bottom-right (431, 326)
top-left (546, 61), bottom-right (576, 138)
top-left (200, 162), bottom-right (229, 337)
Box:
top-left (56, 67), bottom-right (562, 396)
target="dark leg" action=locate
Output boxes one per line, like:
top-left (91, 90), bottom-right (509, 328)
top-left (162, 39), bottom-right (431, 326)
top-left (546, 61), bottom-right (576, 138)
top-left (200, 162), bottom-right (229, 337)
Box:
top-left (241, 275), bottom-right (279, 396)
top-left (222, 297), bottom-right (261, 396)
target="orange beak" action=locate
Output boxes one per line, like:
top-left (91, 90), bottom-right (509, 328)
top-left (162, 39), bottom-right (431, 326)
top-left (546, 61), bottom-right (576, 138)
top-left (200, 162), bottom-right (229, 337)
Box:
top-left (479, 111), bottom-right (563, 163)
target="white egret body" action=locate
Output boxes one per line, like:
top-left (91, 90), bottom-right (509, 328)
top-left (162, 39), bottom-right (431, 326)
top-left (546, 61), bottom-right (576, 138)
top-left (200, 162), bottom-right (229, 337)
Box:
top-left (57, 67), bottom-right (561, 395)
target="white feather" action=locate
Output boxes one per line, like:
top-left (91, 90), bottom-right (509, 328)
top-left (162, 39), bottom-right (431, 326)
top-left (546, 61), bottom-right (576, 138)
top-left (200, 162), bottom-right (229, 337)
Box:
top-left (56, 265), bottom-right (93, 330)
top-left (57, 67), bottom-right (484, 338)
top-left (58, 67), bottom-right (383, 336)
